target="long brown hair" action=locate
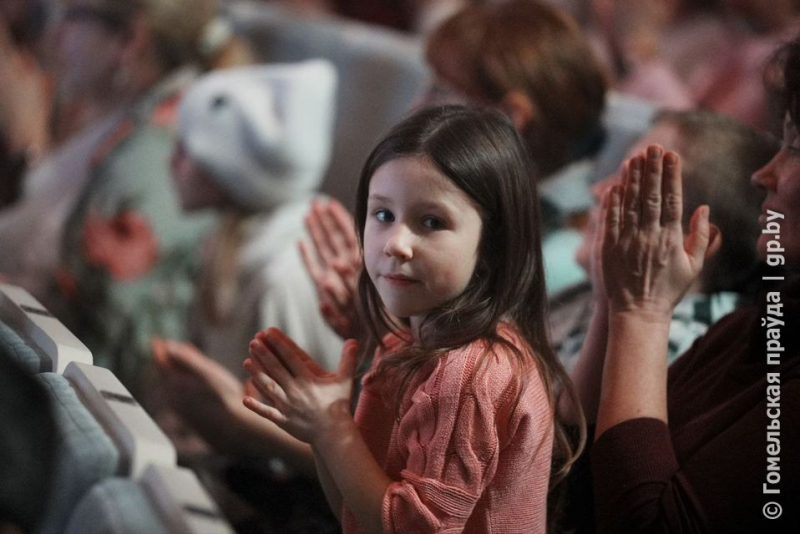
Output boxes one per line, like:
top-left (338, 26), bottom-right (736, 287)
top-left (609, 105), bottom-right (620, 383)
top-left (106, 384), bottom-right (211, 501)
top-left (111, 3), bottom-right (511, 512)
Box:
top-left (426, 0), bottom-right (608, 178)
top-left (354, 105), bottom-right (586, 487)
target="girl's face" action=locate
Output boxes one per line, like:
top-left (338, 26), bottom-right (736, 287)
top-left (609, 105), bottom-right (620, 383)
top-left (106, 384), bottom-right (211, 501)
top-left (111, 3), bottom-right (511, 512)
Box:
top-left (364, 156), bottom-right (483, 334)
top-left (751, 115), bottom-right (800, 268)
top-left (170, 142), bottom-right (229, 211)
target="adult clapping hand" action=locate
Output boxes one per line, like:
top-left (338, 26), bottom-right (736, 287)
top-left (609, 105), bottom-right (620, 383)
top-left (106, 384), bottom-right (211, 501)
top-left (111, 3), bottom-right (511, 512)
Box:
top-left (595, 145), bottom-right (719, 437)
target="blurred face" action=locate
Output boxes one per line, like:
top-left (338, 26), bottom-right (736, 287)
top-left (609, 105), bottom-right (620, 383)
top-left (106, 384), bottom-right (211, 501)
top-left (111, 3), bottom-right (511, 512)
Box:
top-left (364, 156), bottom-right (483, 334)
top-left (170, 142), bottom-right (229, 211)
top-left (751, 115), bottom-right (800, 268)
top-left (51, 1), bottom-right (125, 100)
top-left (575, 121), bottom-right (681, 271)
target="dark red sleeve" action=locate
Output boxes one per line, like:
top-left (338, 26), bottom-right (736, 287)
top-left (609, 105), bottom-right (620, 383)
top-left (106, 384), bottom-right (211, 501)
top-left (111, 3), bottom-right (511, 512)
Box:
top-left (591, 418), bottom-right (705, 533)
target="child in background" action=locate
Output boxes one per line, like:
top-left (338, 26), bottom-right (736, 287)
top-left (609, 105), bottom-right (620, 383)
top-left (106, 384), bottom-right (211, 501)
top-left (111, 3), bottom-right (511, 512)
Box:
top-left (243, 106), bottom-right (584, 533)
top-left (153, 60), bottom-right (344, 532)
top-left (167, 61), bottom-right (342, 378)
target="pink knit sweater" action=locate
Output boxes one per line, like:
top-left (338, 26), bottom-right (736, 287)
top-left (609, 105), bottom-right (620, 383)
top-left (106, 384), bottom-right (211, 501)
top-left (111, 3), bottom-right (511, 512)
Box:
top-left (341, 331), bottom-right (554, 533)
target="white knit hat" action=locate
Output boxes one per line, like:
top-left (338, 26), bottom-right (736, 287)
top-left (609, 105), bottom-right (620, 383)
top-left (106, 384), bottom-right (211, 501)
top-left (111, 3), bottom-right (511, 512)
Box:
top-left (178, 60), bottom-right (338, 210)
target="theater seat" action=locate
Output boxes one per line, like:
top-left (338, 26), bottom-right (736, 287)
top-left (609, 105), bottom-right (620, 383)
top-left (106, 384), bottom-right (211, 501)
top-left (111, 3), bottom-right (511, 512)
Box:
top-left (65, 478), bottom-right (169, 534)
top-left (141, 465), bottom-right (234, 534)
top-left (0, 320), bottom-right (45, 373)
top-left (64, 361), bottom-right (177, 479)
top-left (36, 372), bottom-right (120, 534)
top-left (231, 2), bottom-right (428, 211)
top-left (0, 283), bottom-right (92, 373)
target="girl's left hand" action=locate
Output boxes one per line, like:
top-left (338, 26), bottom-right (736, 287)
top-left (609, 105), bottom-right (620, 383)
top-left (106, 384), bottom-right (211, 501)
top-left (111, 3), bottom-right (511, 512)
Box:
top-left (600, 145), bottom-right (715, 320)
top-left (243, 328), bottom-right (359, 444)
top-left (299, 198), bottom-right (362, 340)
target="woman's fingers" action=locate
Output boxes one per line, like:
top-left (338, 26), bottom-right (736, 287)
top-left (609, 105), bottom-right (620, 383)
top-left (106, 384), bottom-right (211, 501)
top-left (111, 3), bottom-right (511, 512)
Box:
top-left (620, 146), bottom-right (682, 236)
top-left (641, 145), bottom-right (664, 230)
top-left (621, 157), bottom-right (641, 240)
top-left (601, 184), bottom-right (623, 282)
top-left (604, 185), bottom-right (622, 247)
top-left (685, 205), bottom-right (712, 270)
top-left (661, 151), bottom-right (683, 227)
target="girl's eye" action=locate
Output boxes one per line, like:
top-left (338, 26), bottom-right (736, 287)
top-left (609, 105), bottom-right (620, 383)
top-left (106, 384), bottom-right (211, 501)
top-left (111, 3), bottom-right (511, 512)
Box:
top-left (422, 216), bottom-right (446, 230)
top-left (374, 209), bottom-right (394, 223)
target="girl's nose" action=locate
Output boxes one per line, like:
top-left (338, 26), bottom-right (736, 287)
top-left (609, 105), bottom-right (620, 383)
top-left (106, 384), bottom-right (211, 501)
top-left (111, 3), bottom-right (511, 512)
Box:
top-left (383, 225), bottom-right (413, 260)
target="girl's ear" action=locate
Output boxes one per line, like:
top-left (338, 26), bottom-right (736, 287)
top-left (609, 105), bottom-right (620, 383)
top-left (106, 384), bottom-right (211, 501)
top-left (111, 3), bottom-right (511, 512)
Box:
top-left (500, 91), bottom-right (538, 131)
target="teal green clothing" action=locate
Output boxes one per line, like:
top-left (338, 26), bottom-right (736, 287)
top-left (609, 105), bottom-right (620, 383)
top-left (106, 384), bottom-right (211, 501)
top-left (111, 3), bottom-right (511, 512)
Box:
top-left (58, 71), bottom-right (214, 392)
top-left (542, 227), bottom-right (586, 295)
top-left (539, 157), bottom-right (594, 295)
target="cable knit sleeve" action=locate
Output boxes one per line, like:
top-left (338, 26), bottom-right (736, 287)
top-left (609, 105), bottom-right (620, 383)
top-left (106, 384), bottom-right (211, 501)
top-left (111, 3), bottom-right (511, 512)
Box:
top-left (380, 346), bottom-right (521, 533)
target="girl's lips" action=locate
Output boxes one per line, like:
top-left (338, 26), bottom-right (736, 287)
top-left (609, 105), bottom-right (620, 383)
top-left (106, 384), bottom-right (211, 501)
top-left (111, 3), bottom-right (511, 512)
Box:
top-left (384, 274), bottom-right (418, 286)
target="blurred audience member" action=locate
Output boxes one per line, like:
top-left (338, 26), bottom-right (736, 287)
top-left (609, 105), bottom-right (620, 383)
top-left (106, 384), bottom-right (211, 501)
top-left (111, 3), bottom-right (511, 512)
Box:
top-left (274, 0), bottom-right (468, 34)
top-left (169, 61), bottom-right (342, 378)
top-left (152, 61), bottom-right (342, 533)
top-left (589, 0), bottom-right (694, 108)
top-left (421, 0), bottom-right (610, 293)
top-left (0, 0), bottom-right (253, 310)
top-left (49, 0), bottom-right (221, 395)
top-left (0, 0), bottom-right (53, 207)
top-left (562, 36), bottom-right (800, 529)
top-left (693, 0), bottom-right (800, 132)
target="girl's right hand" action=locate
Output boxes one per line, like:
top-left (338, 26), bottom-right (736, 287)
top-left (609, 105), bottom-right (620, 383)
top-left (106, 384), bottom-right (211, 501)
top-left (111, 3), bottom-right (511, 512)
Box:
top-left (299, 198), bottom-right (362, 339)
top-left (243, 328), bottom-right (359, 445)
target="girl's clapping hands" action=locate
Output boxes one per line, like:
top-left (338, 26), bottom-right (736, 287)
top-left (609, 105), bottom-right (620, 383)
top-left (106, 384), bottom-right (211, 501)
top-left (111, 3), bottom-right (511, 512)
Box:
top-left (243, 328), bottom-right (359, 444)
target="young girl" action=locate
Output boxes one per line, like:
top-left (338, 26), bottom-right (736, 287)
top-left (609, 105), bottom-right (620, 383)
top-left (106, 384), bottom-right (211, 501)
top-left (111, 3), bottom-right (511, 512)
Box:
top-left (243, 106), bottom-right (583, 533)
